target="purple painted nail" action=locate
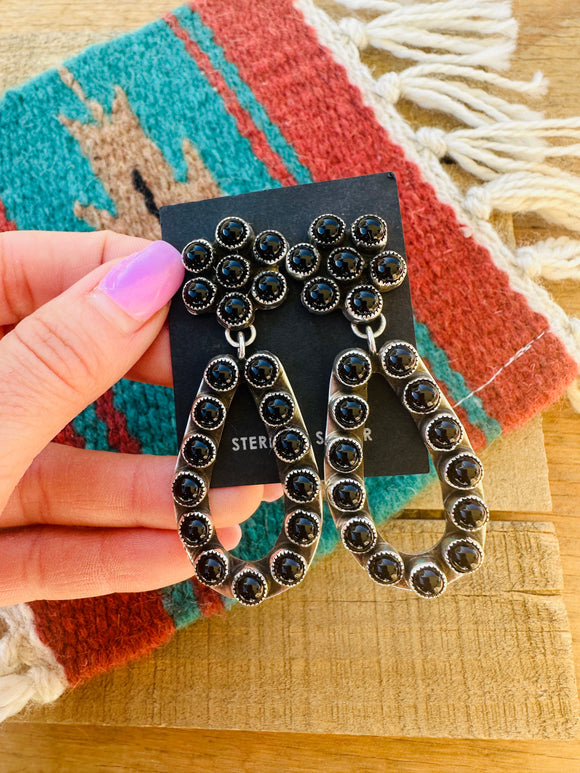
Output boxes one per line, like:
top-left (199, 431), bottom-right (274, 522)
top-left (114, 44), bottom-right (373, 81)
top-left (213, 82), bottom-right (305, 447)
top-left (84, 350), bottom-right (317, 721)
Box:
top-left (97, 241), bottom-right (185, 320)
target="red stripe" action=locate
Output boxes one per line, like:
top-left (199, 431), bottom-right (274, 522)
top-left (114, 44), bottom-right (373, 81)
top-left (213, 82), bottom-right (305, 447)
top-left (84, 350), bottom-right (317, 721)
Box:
top-left (190, 0), bottom-right (578, 426)
top-left (0, 199), bottom-right (16, 231)
top-left (30, 592), bottom-right (175, 686)
top-left (95, 389), bottom-right (141, 454)
top-left (164, 13), bottom-right (298, 187)
top-left (53, 423), bottom-right (86, 449)
top-left (190, 577), bottom-right (225, 616)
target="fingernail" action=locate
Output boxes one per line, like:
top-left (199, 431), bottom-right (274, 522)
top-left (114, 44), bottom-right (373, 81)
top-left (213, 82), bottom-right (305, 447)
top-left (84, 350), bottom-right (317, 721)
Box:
top-left (96, 241), bottom-right (184, 320)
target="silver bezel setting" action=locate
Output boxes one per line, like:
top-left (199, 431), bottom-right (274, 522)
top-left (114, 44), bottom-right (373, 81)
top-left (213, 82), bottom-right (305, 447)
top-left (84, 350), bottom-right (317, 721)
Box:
top-left (203, 355), bottom-right (239, 392)
top-left (181, 238), bottom-right (214, 274)
top-left (244, 353), bottom-right (280, 389)
top-left (182, 276), bottom-right (217, 315)
top-left (284, 509), bottom-right (321, 546)
top-left (335, 348), bottom-right (372, 388)
top-left (340, 516), bottom-right (378, 554)
top-left (328, 476), bottom-right (366, 513)
top-left (423, 412), bottom-right (464, 452)
top-left (178, 511), bottom-right (214, 549)
top-left (443, 537), bottom-right (484, 574)
top-left (214, 216), bottom-right (253, 251)
top-left (252, 229), bottom-right (289, 265)
top-left (409, 562), bottom-right (448, 599)
top-left (350, 213), bottom-right (388, 253)
top-left (442, 452), bottom-right (484, 489)
top-left (232, 567), bottom-right (269, 606)
top-left (270, 549), bottom-right (308, 587)
top-left (259, 390), bottom-right (295, 428)
top-left (194, 549), bottom-right (229, 587)
top-left (273, 427), bottom-right (310, 463)
top-left (369, 250), bottom-right (407, 292)
top-left (344, 284), bottom-right (384, 323)
top-left (331, 394), bottom-right (369, 430)
top-left (308, 212), bottom-right (346, 247)
top-left (215, 254), bottom-right (251, 289)
top-left (172, 470), bottom-right (207, 507)
top-left (191, 394), bottom-right (227, 431)
top-left (448, 495), bottom-right (489, 532)
top-left (326, 246), bottom-right (364, 283)
top-left (326, 435), bottom-right (363, 473)
top-left (181, 433), bottom-right (217, 470)
top-left (285, 242), bottom-right (321, 279)
top-left (283, 467), bottom-right (320, 504)
top-left (380, 340), bottom-right (419, 379)
top-left (402, 377), bottom-right (441, 414)
top-left (216, 292), bottom-right (254, 331)
top-left (301, 276), bottom-right (341, 315)
top-left (251, 269), bottom-right (288, 308)
top-left (366, 549), bottom-right (405, 586)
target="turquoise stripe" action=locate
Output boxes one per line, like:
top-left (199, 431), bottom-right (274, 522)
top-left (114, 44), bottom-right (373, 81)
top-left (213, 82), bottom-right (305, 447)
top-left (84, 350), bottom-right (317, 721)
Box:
top-left (0, 68), bottom-right (115, 230)
top-left (111, 380), bottom-right (178, 456)
top-left (159, 581), bottom-right (201, 629)
top-left (71, 402), bottom-right (110, 451)
top-left (64, 18), bottom-right (279, 193)
top-left (414, 321), bottom-right (502, 443)
top-left (173, 6), bottom-right (313, 186)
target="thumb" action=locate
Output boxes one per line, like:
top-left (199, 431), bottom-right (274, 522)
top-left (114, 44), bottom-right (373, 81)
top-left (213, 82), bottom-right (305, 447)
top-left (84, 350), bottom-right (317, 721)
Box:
top-left (0, 239), bottom-right (183, 505)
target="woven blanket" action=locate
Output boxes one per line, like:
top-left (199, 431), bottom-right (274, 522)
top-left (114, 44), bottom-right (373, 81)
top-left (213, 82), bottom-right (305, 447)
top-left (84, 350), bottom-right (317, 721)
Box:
top-left (0, 0), bottom-right (578, 721)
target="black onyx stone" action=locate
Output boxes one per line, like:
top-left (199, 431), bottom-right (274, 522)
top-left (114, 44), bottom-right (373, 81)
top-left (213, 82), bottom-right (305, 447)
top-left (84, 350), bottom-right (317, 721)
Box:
top-left (193, 397), bottom-right (224, 429)
top-left (328, 438), bottom-right (361, 472)
top-left (332, 480), bottom-right (364, 510)
top-left (446, 455), bottom-right (482, 488)
top-left (180, 514), bottom-right (211, 547)
top-left (253, 272), bottom-right (286, 305)
top-left (183, 240), bottom-right (213, 273)
top-left (411, 565), bottom-right (446, 597)
top-left (218, 294), bottom-right (252, 328)
top-left (334, 396), bottom-right (368, 429)
top-left (254, 231), bottom-right (286, 264)
top-left (452, 497), bottom-right (488, 530)
top-left (245, 355), bottom-right (278, 387)
top-left (273, 553), bottom-right (305, 585)
top-left (337, 352), bottom-right (370, 385)
top-left (302, 279), bottom-right (339, 313)
top-left (216, 217), bottom-right (248, 249)
top-left (173, 473), bottom-right (204, 505)
top-left (427, 416), bottom-right (462, 450)
top-left (347, 286), bottom-right (382, 320)
top-left (234, 572), bottom-right (267, 604)
top-left (446, 540), bottom-right (481, 573)
top-left (310, 214), bottom-right (345, 246)
top-left (205, 359), bottom-right (238, 391)
top-left (183, 278), bottom-right (215, 311)
top-left (275, 429), bottom-right (307, 462)
top-left (183, 435), bottom-right (214, 468)
top-left (327, 248), bottom-right (363, 281)
top-left (196, 552), bottom-right (227, 585)
top-left (370, 252), bottom-right (406, 287)
top-left (286, 244), bottom-right (319, 277)
top-left (368, 553), bottom-right (402, 585)
top-left (216, 257), bottom-right (249, 288)
top-left (261, 393), bottom-right (294, 426)
top-left (382, 343), bottom-right (417, 377)
top-left (405, 379), bottom-right (440, 413)
top-left (352, 215), bottom-right (387, 251)
top-left (286, 511), bottom-right (319, 545)
top-left (285, 470), bottom-right (318, 502)
top-left (343, 519), bottom-right (375, 553)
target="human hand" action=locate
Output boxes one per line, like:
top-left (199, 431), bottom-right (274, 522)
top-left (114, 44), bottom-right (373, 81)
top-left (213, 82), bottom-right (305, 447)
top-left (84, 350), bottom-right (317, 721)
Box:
top-left (0, 230), bottom-right (280, 605)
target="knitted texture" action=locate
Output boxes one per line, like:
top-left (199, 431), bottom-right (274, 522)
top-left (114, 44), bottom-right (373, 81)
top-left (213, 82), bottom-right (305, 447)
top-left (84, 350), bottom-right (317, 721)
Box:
top-left (0, 0), bottom-right (578, 716)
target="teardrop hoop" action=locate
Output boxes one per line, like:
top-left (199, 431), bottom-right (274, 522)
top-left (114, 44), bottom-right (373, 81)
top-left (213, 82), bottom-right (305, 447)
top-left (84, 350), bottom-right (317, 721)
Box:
top-left (324, 342), bottom-right (488, 599)
top-left (172, 350), bottom-right (323, 606)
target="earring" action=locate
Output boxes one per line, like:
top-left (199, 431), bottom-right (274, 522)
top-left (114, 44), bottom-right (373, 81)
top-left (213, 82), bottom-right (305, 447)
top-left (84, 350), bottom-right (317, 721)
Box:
top-left (291, 213), bottom-right (488, 598)
top-left (174, 217), bottom-right (323, 606)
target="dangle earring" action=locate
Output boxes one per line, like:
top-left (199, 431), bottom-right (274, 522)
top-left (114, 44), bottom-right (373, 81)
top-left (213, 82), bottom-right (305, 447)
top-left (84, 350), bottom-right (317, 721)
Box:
top-left (291, 213), bottom-right (488, 599)
top-left (173, 217), bottom-right (323, 606)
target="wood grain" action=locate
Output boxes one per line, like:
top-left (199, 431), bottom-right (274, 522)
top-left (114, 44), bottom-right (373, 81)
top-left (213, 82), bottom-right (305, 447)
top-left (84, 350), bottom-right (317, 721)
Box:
top-left (0, 0), bottom-right (579, 771)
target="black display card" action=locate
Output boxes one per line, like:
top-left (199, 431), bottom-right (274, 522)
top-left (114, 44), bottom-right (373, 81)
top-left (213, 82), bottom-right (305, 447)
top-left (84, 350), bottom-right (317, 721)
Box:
top-left (161, 172), bottom-right (429, 487)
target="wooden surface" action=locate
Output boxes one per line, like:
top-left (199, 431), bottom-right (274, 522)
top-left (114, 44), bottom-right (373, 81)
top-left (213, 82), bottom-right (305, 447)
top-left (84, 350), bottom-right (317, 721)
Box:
top-left (0, 0), bottom-right (579, 771)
